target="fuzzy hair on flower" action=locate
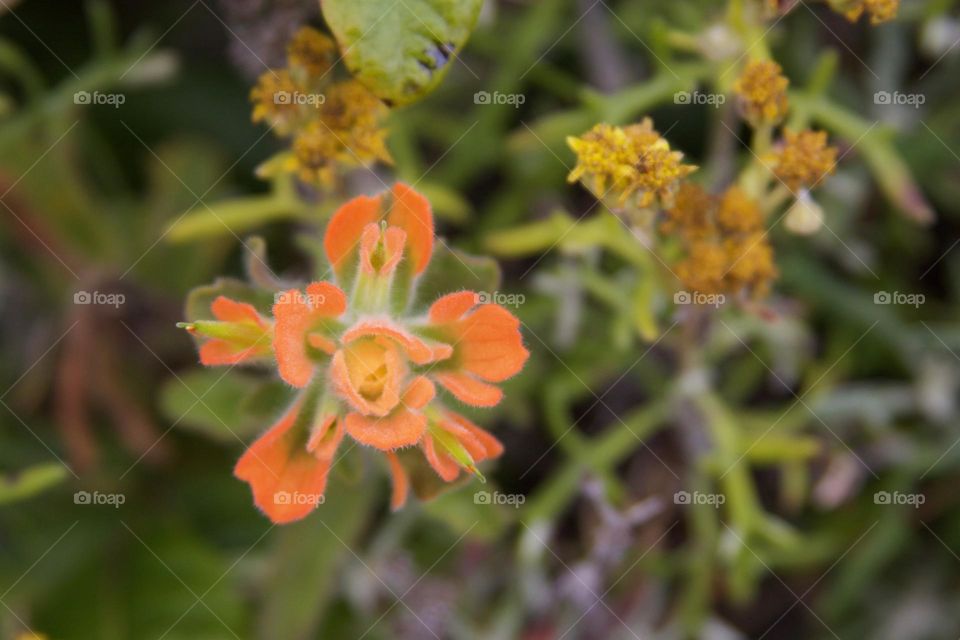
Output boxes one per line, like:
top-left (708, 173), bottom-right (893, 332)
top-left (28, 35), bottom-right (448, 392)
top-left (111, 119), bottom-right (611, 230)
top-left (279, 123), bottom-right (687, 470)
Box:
top-left (182, 183), bottom-right (529, 523)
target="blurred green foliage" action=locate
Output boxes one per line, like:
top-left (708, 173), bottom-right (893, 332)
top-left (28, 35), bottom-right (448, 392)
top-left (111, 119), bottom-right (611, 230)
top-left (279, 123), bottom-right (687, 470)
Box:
top-left (2, 0), bottom-right (960, 639)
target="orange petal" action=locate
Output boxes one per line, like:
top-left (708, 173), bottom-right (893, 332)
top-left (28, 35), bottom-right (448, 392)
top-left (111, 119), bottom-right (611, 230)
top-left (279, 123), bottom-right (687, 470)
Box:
top-left (403, 376), bottom-right (436, 409)
top-left (211, 296), bottom-right (266, 326)
top-left (387, 182), bottom-right (433, 275)
top-left (455, 304), bottom-right (529, 382)
top-left (307, 333), bottom-right (337, 355)
top-left (381, 226), bottom-right (407, 275)
top-left (307, 413), bottom-right (344, 461)
top-left (199, 339), bottom-right (264, 366)
top-left (385, 451), bottom-right (409, 511)
top-left (443, 411), bottom-right (504, 459)
top-left (435, 372), bottom-right (503, 407)
top-left (423, 434), bottom-right (459, 481)
top-left (358, 223), bottom-right (408, 277)
top-left (305, 281), bottom-right (347, 316)
top-left (428, 290), bottom-right (479, 323)
top-left (358, 223), bottom-right (381, 276)
top-left (273, 283), bottom-right (346, 387)
top-left (342, 319), bottom-right (447, 365)
top-left (234, 403), bottom-right (330, 524)
top-left (324, 193), bottom-right (384, 278)
top-left (273, 289), bottom-right (315, 387)
top-left (344, 409), bottom-right (427, 451)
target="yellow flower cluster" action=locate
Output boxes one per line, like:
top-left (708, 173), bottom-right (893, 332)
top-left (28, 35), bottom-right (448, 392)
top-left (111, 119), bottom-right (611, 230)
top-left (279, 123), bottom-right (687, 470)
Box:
top-left (733, 60), bottom-right (790, 127)
top-left (286, 27), bottom-right (337, 77)
top-left (769, 129), bottom-right (838, 191)
top-left (250, 27), bottom-right (391, 187)
top-left (663, 183), bottom-right (778, 297)
top-left (841, 0), bottom-right (899, 24)
top-left (567, 119), bottom-right (697, 208)
top-left (290, 81), bottom-right (391, 185)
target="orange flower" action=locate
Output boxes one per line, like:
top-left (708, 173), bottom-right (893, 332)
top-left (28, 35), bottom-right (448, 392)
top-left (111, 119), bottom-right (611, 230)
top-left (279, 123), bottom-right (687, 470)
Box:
top-left (183, 183), bottom-right (528, 523)
top-left (180, 296), bottom-right (272, 366)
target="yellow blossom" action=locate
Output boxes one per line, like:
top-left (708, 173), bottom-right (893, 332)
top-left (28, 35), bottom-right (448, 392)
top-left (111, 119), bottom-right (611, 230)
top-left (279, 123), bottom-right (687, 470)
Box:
top-left (567, 119), bottom-right (697, 208)
top-left (769, 129), bottom-right (838, 191)
top-left (662, 182), bottom-right (714, 239)
top-left (286, 27), bottom-right (337, 78)
top-left (250, 29), bottom-right (392, 187)
top-left (250, 69), bottom-right (302, 135)
top-left (716, 185), bottom-right (763, 233)
top-left (733, 60), bottom-right (790, 126)
top-left (723, 231), bottom-right (778, 296)
top-left (675, 240), bottom-right (730, 295)
top-left (290, 80), bottom-right (392, 186)
top-left (842, 0), bottom-right (899, 24)
top-left (663, 184), bottom-right (777, 298)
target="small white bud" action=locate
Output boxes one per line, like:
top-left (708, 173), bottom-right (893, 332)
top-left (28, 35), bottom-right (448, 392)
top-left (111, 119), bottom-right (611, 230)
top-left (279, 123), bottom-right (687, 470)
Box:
top-left (784, 191), bottom-right (824, 235)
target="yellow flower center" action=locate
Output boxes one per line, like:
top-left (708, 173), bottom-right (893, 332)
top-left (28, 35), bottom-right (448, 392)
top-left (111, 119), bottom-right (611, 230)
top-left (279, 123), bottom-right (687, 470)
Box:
top-left (344, 339), bottom-right (392, 401)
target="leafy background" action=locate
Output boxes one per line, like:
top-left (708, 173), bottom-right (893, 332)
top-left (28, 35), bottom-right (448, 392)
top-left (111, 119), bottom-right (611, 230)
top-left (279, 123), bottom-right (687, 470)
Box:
top-left (2, 0), bottom-right (960, 638)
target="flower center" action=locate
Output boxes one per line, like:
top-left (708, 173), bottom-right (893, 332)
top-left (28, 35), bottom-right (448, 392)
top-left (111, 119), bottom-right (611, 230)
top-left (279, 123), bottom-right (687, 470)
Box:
top-left (344, 339), bottom-right (391, 401)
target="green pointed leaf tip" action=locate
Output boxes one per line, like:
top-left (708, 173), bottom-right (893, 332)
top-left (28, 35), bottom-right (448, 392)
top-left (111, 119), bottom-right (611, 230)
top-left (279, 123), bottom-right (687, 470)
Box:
top-left (321, 0), bottom-right (484, 106)
top-left (0, 463), bottom-right (68, 504)
top-left (429, 422), bottom-right (485, 482)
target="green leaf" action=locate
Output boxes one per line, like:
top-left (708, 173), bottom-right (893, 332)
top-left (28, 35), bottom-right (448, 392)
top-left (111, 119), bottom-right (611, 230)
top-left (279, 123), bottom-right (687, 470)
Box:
top-left (429, 422), bottom-right (484, 481)
top-left (160, 369), bottom-right (294, 443)
top-left (413, 181), bottom-right (471, 223)
top-left (321, 0), bottom-right (483, 106)
top-left (409, 241), bottom-right (501, 313)
top-left (165, 194), bottom-right (303, 243)
top-left (257, 470), bottom-right (376, 639)
top-left (422, 484), bottom-right (508, 540)
top-left (0, 463), bottom-right (68, 505)
top-left (184, 277), bottom-right (276, 322)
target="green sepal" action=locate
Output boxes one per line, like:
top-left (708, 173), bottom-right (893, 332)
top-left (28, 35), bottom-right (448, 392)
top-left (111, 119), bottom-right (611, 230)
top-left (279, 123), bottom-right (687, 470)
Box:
top-left (184, 277), bottom-right (275, 322)
top-left (428, 420), bottom-right (484, 482)
top-left (408, 241), bottom-right (501, 315)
